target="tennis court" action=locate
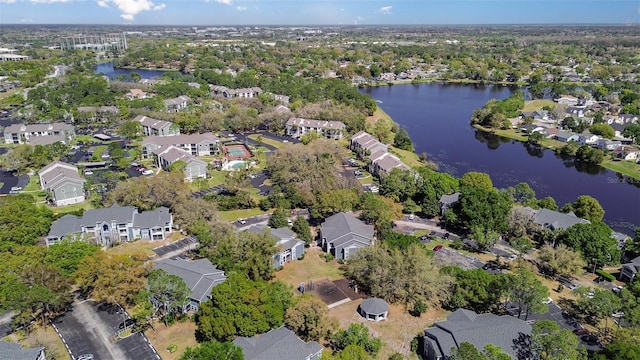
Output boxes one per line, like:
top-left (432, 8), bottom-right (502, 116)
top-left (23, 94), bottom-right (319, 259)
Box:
top-left (223, 144), bottom-right (252, 159)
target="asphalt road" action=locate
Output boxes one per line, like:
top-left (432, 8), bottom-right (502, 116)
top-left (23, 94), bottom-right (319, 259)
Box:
top-left (0, 170), bottom-right (29, 194)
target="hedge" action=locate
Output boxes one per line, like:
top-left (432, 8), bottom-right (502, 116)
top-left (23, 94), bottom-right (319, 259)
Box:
top-left (595, 269), bottom-right (616, 282)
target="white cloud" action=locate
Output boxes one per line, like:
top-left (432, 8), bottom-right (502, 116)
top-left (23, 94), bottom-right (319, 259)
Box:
top-left (205, 0), bottom-right (232, 4)
top-left (0, 0), bottom-right (18, 3)
top-left (236, 5), bottom-right (246, 11)
top-left (30, 0), bottom-right (72, 3)
top-left (98, 0), bottom-right (167, 21)
top-left (378, 6), bottom-right (392, 15)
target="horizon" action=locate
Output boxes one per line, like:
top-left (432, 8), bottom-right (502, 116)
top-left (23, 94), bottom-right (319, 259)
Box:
top-left (0, 0), bottom-right (638, 26)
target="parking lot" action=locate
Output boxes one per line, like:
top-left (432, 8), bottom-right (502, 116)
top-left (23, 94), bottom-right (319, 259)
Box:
top-left (0, 170), bottom-right (29, 195)
top-left (152, 236), bottom-right (198, 258)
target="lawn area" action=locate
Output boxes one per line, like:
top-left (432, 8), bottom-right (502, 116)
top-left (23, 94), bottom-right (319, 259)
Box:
top-left (522, 99), bottom-right (556, 112)
top-left (107, 233), bottom-right (184, 257)
top-left (365, 106), bottom-right (394, 128)
top-left (218, 208), bottom-right (269, 223)
top-left (50, 201), bottom-right (93, 216)
top-left (74, 134), bottom-right (100, 144)
top-left (23, 175), bottom-right (41, 191)
top-left (274, 247), bottom-right (344, 288)
top-left (248, 134), bottom-right (282, 149)
top-left (145, 319), bottom-right (199, 360)
top-left (601, 158), bottom-right (640, 180)
top-left (389, 146), bottom-right (425, 169)
top-left (3, 324), bottom-right (70, 360)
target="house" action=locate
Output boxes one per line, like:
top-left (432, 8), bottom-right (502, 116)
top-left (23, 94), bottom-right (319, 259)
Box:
top-left (125, 88), bottom-right (151, 100)
top-left (246, 225), bottom-right (305, 268)
top-left (0, 341), bottom-right (46, 360)
top-left (45, 205), bottom-right (173, 246)
top-left (610, 123), bottom-right (628, 138)
top-left (597, 139), bottom-right (622, 151)
top-left (519, 124), bottom-right (545, 134)
top-left (76, 106), bottom-right (119, 122)
top-left (154, 258), bottom-right (226, 312)
top-left (369, 152), bottom-right (410, 177)
top-left (543, 127), bottom-right (560, 139)
top-left (577, 133), bottom-right (601, 146)
top-left (273, 94), bottom-right (290, 105)
top-left (439, 192), bottom-right (461, 216)
top-left (4, 122), bottom-right (75, 145)
top-left (135, 115), bottom-right (180, 137)
top-left (164, 95), bottom-right (190, 112)
top-left (209, 85), bottom-right (262, 99)
top-left (612, 145), bottom-right (640, 161)
top-left (620, 256), bottom-right (640, 282)
top-left (566, 106), bottom-right (585, 118)
top-left (141, 133), bottom-right (219, 159)
top-left (521, 110), bottom-right (549, 121)
top-left (320, 212), bottom-right (375, 260)
top-left (350, 131), bottom-right (388, 159)
top-left (38, 161), bottom-right (86, 207)
top-left (554, 131), bottom-right (579, 143)
top-left (554, 95), bottom-right (579, 105)
top-left (422, 308), bottom-right (531, 360)
top-left (531, 208), bottom-right (590, 231)
top-left (233, 326), bottom-right (323, 360)
top-left (358, 297), bottom-right (389, 322)
top-left (154, 146), bottom-right (208, 181)
top-left (285, 117), bottom-right (346, 140)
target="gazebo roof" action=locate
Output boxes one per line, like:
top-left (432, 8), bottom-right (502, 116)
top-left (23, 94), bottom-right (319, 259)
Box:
top-left (360, 297), bottom-right (389, 315)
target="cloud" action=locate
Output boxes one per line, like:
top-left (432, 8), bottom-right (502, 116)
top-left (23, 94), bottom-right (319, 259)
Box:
top-left (30, 0), bottom-right (72, 3)
top-left (204, 0), bottom-right (232, 4)
top-left (0, 0), bottom-right (18, 3)
top-left (97, 0), bottom-right (167, 20)
top-left (236, 5), bottom-right (246, 11)
top-left (378, 5), bottom-right (392, 15)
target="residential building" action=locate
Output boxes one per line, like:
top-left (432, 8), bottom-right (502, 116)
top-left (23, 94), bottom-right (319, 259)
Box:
top-left (597, 139), bottom-right (622, 151)
top-left (554, 95), bottom-right (579, 105)
top-left (38, 161), bottom-right (86, 207)
top-left (350, 131), bottom-right (410, 177)
top-left (439, 192), bottom-right (461, 216)
top-left (4, 122), bottom-right (75, 145)
top-left (45, 205), bottom-right (173, 246)
top-left (577, 133), bottom-right (601, 146)
top-left (233, 326), bottom-right (322, 360)
top-left (286, 117), bottom-right (346, 140)
top-left (210, 85), bottom-right (262, 98)
top-left (320, 212), bottom-right (375, 260)
top-left (521, 110), bottom-right (550, 121)
top-left (141, 133), bottom-right (219, 159)
top-left (422, 308), bottom-right (531, 360)
top-left (164, 95), bottom-right (190, 112)
top-left (0, 341), bottom-right (46, 360)
top-left (555, 131), bottom-right (579, 143)
top-left (154, 145), bottom-right (208, 181)
top-left (620, 256), bottom-right (640, 282)
top-left (125, 88), bottom-right (151, 100)
top-left (154, 258), bottom-right (226, 312)
top-left (76, 106), bottom-right (119, 122)
top-left (246, 225), bottom-right (305, 268)
top-left (350, 131), bottom-right (388, 159)
top-left (613, 145), bottom-right (640, 161)
top-left (135, 115), bottom-right (180, 137)
top-left (531, 208), bottom-right (590, 231)
top-left (369, 152), bottom-right (410, 177)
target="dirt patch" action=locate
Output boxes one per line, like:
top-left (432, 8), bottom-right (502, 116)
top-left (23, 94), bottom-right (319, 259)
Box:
top-left (274, 246), bottom-right (344, 289)
top-left (328, 300), bottom-right (448, 359)
top-left (145, 319), bottom-right (198, 360)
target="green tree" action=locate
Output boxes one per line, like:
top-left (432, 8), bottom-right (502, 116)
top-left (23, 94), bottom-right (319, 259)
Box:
top-left (452, 187), bottom-right (510, 233)
top-left (284, 295), bottom-right (338, 342)
top-left (168, 160), bottom-right (187, 174)
top-left (393, 128), bottom-right (413, 151)
top-left (460, 171), bottom-right (494, 190)
top-left (414, 167), bottom-right (459, 217)
top-left (292, 216), bottom-right (313, 245)
top-left (527, 131), bottom-right (544, 145)
top-left (557, 222), bottom-right (620, 266)
top-left (507, 268), bottom-right (549, 320)
top-left (449, 342), bottom-right (486, 360)
top-left (178, 340), bottom-right (244, 360)
top-left (44, 240), bottom-right (100, 277)
top-left (590, 123), bottom-right (615, 139)
top-left (622, 124), bottom-right (640, 144)
top-left (535, 244), bottom-right (586, 277)
top-left (147, 269), bottom-right (190, 321)
top-left (268, 207), bottom-right (289, 229)
top-left (330, 323), bottom-right (382, 357)
top-left (574, 288), bottom-right (622, 332)
top-left (531, 320), bottom-right (586, 360)
top-left (195, 274), bottom-right (292, 342)
top-left (571, 195), bottom-right (605, 222)
top-left (443, 267), bottom-right (507, 313)
top-left (118, 120), bottom-right (142, 140)
top-left (593, 341), bottom-right (640, 360)
top-left (380, 168), bottom-right (418, 203)
top-left (0, 195), bottom-right (53, 247)
top-left (358, 193), bottom-right (402, 230)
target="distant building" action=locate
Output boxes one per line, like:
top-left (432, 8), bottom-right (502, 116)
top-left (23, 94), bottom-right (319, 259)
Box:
top-left (320, 212), bottom-right (375, 260)
top-left (210, 85), bottom-right (262, 99)
top-left (45, 205), bottom-right (173, 246)
top-left (39, 161), bottom-right (86, 207)
top-left (4, 122), bottom-right (75, 145)
top-left (233, 326), bottom-right (322, 360)
top-left (285, 117), bottom-right (346, 140)
top-left (164, 95), bottom-right (190, 112)
top-left (135, 115), bottom-right (180, 137)
top-left (246, 225), bottom-right (305, 268)
top-left (154, 145), bottom-right (208, 181)
top-left (125, 88), bottom-right (152, 100)
top-left (141, 133), bottom-right (219, 159)
top-left (0, 341), bottom-right (45, 360)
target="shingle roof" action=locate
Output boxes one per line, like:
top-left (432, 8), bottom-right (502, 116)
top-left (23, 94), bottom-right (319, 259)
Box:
top-left (164, 95), bottom-right (190, 106)
top-left (4, 122), bottom-right (73, 133)
top-left (321, 212), bottom-right (374, 248)
top-left (135, 115), bottom-right (173, 130)
top-left (233, 326), bottom-right (323, 360)
top-left (0, 340), bottom-right (44, 360)
top-left (286, 117), bottom-right (346, 130)
top-left (81, 205), bottom-right (137, 225)
top-left (133, 207), bottom-right (172, 228)
top-left (373, 152), bottom-right (410, 172)
top-left (532, 208), bottom-right (590, 230)
top-left (425, 309), bottom-right (531, 358)
top-left (142, 133), bottom-right (219, 147)
top-left (439, 192), bottom-right (460, 206)
top-left (360, 297), bottom-right (388, 315)
top-left (245, 225), bottom-right (302, 251)
top-left (154, 258), bottom-right (226, 303)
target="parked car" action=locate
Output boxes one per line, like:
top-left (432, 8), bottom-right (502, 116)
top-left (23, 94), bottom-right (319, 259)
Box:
top-left (118, 318), bottom-right (135, 330)
top-left (237, 218), bottom-right (247, 225)
top-left (287, 218), bottom-right (293, 226)
top-left (581, 334), bottom-right (600, 345)
top-left (573, 327), bottom-right (589, 335)
top-left (84, 170), bottom-right (94, 175)
top-left (131, 161), bottom-right (139, 167)
top-left (142, 169), bottom-right (154, 176)
top-left (542, 297), bottom-right (553, 304)
top-left (433, 244), bottom-right (444, 251)
top-left (408, 214), bottom-right (415, 220)
top-left (77, 354), bottom-right (94, 360)
top-left (10, 186), bottom-right (22, 191)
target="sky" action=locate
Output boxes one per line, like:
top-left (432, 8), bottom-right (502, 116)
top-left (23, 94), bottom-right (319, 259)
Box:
top-left (0, 0), bottom-right (638, 26)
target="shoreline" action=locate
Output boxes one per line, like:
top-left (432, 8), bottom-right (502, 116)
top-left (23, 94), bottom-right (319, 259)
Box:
top-left (357, 78), bottom-right (524, 88)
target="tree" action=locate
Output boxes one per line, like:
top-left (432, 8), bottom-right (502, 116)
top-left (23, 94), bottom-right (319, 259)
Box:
top-left (178, 340), bottom-right (244, 360)
top-left (451, 187), bottom-right (510, 233)
top-left (590, 123), bottom-right (615, 139)
top-left (147, 269), bottom-right (190, 322)
top-left (0, 195), bottom-right (53, 247)
top-left (393, 127), bottom-right (413, 151)
top-left (380, 168), bottom-right (418, 203)
top-left (574, 288), bottom-right (622, 332)
top-left (118, 120), bottom-right (142, 140)
top-left (469, 226), bottom-right (500, 251)
top-left (507, 268), bottom-right (549, 320)
top-left (557, 222), bottom-right (620, 266)
top-left (44, 240), bottom-right (100, 277)
top-left (358, 193), bottom-right (402, 230)
top-left (16, 263), bottom-right (73, 328)
top-left (168, 160), bottom-right (187, 174)
top-left (622, 124), bottom-right (640, 144)
top-left (449, 342), bottom-right (486, 360)
top-left (195, 274), bottom-right (292, 342)
top-left (311, 189), bottom-right (360, 218)
top-left (505, 182), bottom-right (537, 205)
top-left (593, 341), bottom-right (640, 360)
top-left (292, 216), bottom-right (313, 245)
top-left (268, 207), bottom-right (289, 229)
top-left (527, 131), bottom-right (544, 145)
top-left (330, 323), bottom-right (382, 357)
top-left (414, 167), bottom-right (459, 217)
top-left (531, 320), bottom-right (586, 360)
top-left (460, 171), bottom-right (493, 190)
top-left (536, 244), bottom-right (586, 277)
top-left (284, 295), bottom-right (338, 342)
top-left (571, 195), bottom-right (605, 222)
top-left (443, 267), bottom-right (507, 313)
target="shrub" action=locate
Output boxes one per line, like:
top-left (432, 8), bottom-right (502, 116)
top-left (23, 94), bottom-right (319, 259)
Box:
top-left (167, 344), bottom-right (178, 353)
top-left (595, 269), bottom-right (616, 282)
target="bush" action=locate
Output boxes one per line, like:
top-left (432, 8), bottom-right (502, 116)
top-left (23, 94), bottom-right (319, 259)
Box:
top-left (411, 299), bottom-right (428, 317)
top-left (324, 253), bottom-right (334, 262)
top-left (297, 253), bottom-right (305, 260)
top-left (595, 269), bottom-right (616, 282)
top-left (167, 344), bottom-right (178, 353)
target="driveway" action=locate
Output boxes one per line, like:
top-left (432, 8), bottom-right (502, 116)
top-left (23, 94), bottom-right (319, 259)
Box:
top-left (52, 299), bottom-right (160, 360)
top-left (0, 170), bottom-right (29, 194)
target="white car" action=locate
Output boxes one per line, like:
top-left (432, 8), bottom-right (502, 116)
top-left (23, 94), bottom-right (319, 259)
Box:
top-left (287, 219), bottom-right (293, 226)
top-left (542, 297), bottom-right (553, 304)
top-left (84, 171), bottom-right (94, 175)
top-left (142, 169), bottom-right (154, 176)
top-left (237, 219), bottom-right (247, 225)
top-left (408, 214), bottom-right (415, 220)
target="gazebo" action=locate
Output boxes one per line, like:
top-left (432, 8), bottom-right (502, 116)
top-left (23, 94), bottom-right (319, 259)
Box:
top-left (358, 297), bottom-right (389, 322)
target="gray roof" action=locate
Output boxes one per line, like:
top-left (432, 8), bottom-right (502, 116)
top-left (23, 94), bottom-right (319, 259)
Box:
top-left (164, 95), bottom-right (190, 106)
top-left (359, 297), bottom-right (388, 315)
top-left (4, 122), bottom-right (73, 134)
top-left (133, 207), bottom-right (172, 228)
top-left (286, 117), bottom-right (346, 130)
top-left (245, 225), bottom-right (302, 251)
top-left (135, 115), bottom-right (173, 130)
top-left (555, 131), bottom-right (578, 140)
top-left (321, 212), bottom-right (374, 248)
top-left (532, 208), bottom-right (590, 230)
top-left (233, 326), bottom-right (323, 360)
top-left (27, 134), bottom-right (67, 145)
top-left (81, 205), bottom-right (137, 225)
top-left (142, 133), bottom-right (219, 147)
top-left (424, 309), bottom-right (531, 358)
top-left (439, 192), bottom-right (460, 206)
top-left (373, 152), bottom-right (410, 172)
top-left (0, 341), bottom-right (43, 360)
top-left (154, 258), bottom-right (226, 303)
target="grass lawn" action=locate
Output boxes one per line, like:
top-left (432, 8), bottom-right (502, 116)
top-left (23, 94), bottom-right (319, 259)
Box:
top-left (248, 134), bottom-right (282, 149)
top-left (3, 324), bottom-right (70, 360)
top-left (522, 99), bottom-right (556, 112)
top-left (107, 233), bottom-right (184, 257)
top-left (90, 145), bottom-right (108, 161)
top-left (218, 208), bottom-right (269, 223)
top-left (365, 106), bottom-right (394, 128)
top-left (50, 201), bottom-right (93, 216)
top-left (74, 135), bottom-right (99, 144)
top-left (389, 146), bottom-right (425, 169)
top-left (145, 319), bottom-right (199, 360)
top-left (274, 247), bottom-right (344, 288)
top-left (601, 158), bottom-right (640, 180)
top-left (23, 175), bottom-right (41, 191)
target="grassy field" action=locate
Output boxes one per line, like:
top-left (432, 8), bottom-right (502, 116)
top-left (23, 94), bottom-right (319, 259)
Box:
top-left (522, 99), bottom-right (556, 112)
top-left (3, 325), bottom-right (70, 360)
top-left (218, 208), bottom-right (269, 223)
top-left (601, 158), bottom-right (640, 180)
top-left (274, 247), bottom-right (344, 288)
top-left (23, 175), bottom-right (41, 191)
top-left (365, 106), bottom-right (394, 128)
top-left (145, 319), bottom-right (199, 360)
top-left (389, 146), bottom-right (426, 169)
top-left (107, 233), bottom-right (185, 258)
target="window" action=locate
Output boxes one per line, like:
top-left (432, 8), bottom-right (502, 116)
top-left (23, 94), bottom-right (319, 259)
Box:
top-left (103, 224), bottom-right (109, 232)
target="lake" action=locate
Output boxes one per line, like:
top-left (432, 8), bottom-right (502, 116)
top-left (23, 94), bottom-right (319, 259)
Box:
top-left (360, 83), bottom-right (640, 236)
top-left (95, 62), bottom-right (170, 79)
